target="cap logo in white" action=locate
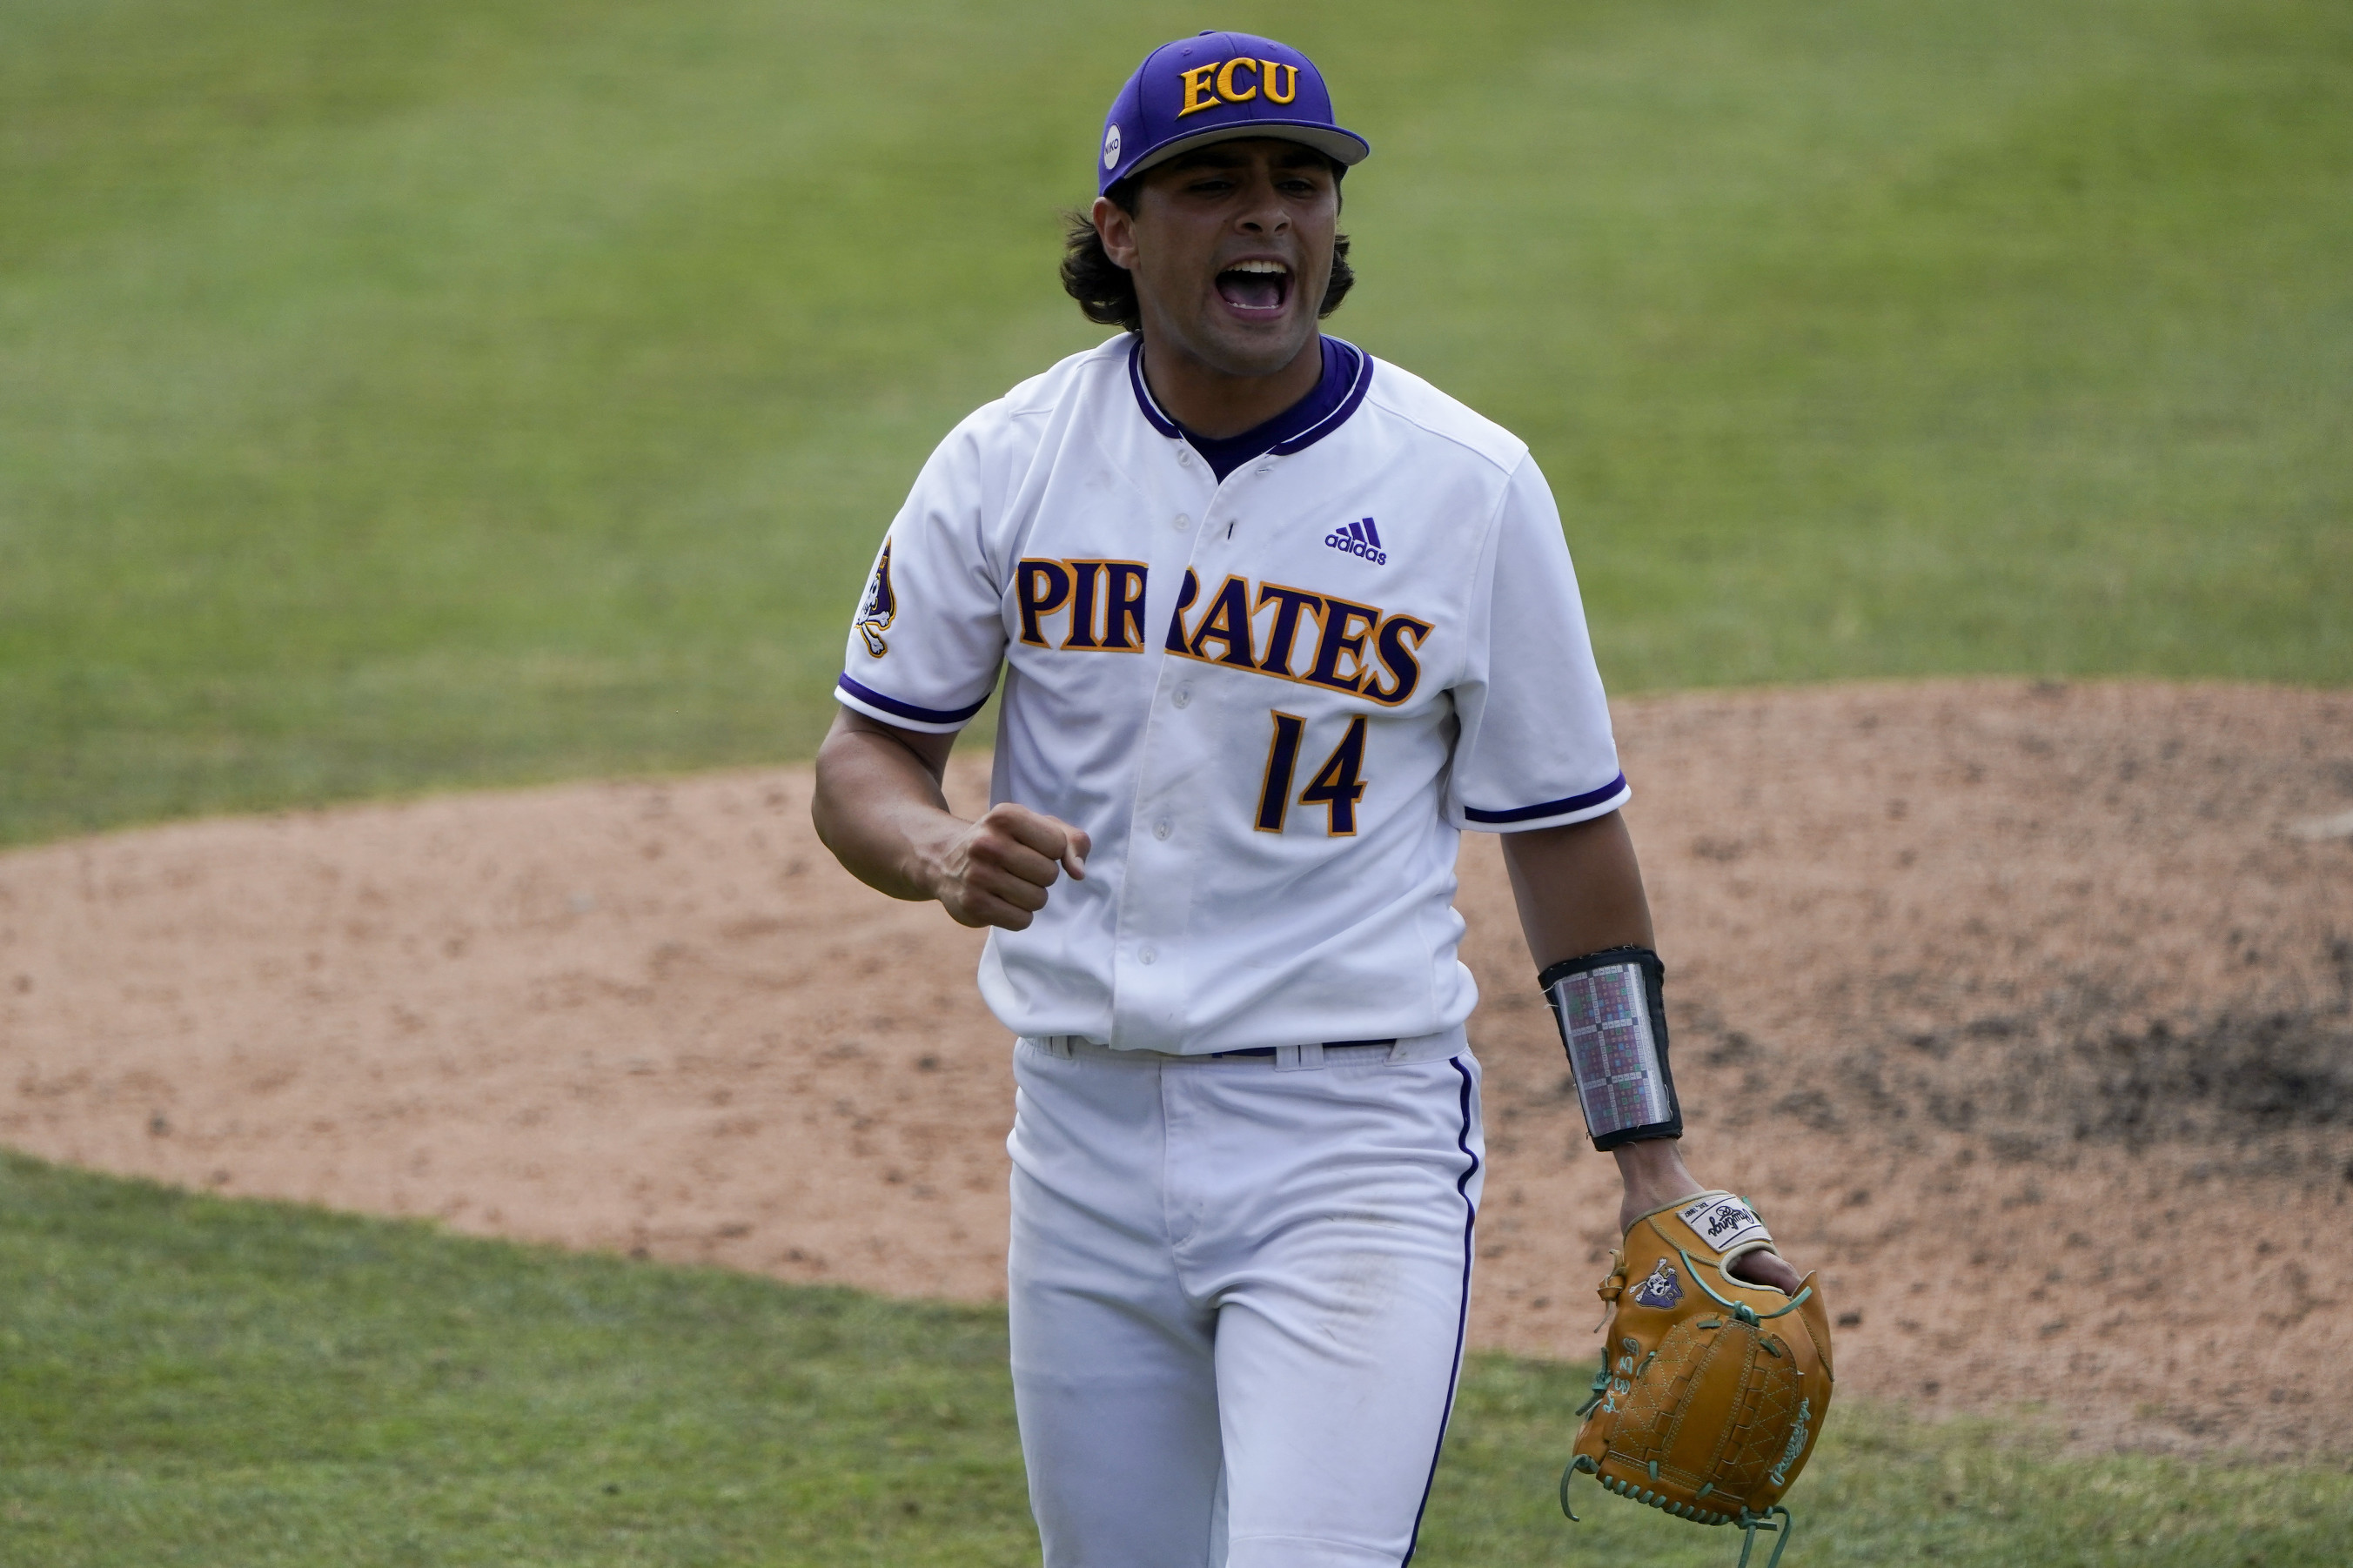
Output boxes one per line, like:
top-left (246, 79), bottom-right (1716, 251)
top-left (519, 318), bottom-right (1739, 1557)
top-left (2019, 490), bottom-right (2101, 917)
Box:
top-left (1103, 124), bottom-right (1121, 170)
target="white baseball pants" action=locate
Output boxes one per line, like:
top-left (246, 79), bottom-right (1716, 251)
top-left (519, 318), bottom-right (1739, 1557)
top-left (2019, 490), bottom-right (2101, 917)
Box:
top-left (1007, 1034), bottom-right (1485, 1568)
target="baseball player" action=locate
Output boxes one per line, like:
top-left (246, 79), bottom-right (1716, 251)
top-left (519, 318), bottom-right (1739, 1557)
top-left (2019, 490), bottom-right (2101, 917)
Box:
top-left (811, 30), bottom-right (1801, 1567)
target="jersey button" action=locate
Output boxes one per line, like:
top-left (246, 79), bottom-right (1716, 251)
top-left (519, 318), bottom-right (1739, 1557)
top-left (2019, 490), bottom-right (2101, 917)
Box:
top-left (1173, 513), bottom-right (1190, 532)
top-left (1172, 687), bottom-right (1191, 708)
top-left (1152, 820), bottom-right (1171, 841)
top-left (1138, 946), bottom-right (1157, 965)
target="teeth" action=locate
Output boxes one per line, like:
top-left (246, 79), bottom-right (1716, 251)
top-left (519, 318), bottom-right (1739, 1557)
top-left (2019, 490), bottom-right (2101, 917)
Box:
top-left (1226, 259), bottom-right (1287, 274)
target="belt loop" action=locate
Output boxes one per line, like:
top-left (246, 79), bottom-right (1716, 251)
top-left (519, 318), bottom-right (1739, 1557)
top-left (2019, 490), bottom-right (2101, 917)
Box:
top-left (1387, 1037), bottom-right (1411, 1062)
top-left (1276, 1042), bottom-right (1324, 1072)
top-left (1040, 1035), bottom-right (1076, 1060)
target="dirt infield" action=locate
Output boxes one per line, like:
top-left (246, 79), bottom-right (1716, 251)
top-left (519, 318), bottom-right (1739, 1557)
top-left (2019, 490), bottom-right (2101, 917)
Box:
top-left (3, 680), bottom-right (2349, 1456)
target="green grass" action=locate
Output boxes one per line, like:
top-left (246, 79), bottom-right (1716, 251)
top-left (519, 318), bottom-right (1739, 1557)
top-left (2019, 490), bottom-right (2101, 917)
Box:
top-left (3, 1150), bottom-right (2350, 1565)
top-left (3, 0), bottom-right (2350, 846)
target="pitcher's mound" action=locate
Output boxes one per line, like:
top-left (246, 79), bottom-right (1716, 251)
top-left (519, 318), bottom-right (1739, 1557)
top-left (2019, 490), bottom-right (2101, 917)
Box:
top-left (3, 680), bottom-right (2348, 1455)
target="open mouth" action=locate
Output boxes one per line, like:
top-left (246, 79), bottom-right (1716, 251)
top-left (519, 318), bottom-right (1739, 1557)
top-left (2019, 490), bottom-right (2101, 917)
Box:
top-left (1216, 258), bottom-right (1291, 317)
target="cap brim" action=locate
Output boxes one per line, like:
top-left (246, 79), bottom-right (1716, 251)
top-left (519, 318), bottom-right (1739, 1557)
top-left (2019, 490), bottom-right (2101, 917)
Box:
top-left (1123, 121), bottom-right (1370, 183)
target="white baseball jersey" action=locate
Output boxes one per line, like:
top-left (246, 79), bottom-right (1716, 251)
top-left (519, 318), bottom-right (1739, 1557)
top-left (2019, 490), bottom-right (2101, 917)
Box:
top-left (835, 334), bottom-right (1627, 1054)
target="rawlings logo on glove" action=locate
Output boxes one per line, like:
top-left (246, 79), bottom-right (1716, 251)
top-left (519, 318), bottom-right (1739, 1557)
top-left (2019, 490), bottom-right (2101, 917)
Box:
top-left (1559, 1191), bottom-right (1834, 1568)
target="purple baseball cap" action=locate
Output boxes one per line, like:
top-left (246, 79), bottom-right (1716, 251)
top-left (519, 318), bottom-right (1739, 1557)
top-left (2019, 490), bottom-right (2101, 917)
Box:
top-left (1097, 31), bottom-right (1369, 195)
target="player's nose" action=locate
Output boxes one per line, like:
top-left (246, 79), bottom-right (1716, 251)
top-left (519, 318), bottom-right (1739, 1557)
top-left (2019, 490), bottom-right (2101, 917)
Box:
top-left (1233, 173), bottom-right (1290, 232)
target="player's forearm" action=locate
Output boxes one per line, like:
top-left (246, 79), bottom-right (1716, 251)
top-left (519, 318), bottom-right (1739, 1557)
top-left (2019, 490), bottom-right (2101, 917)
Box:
top-left (1501, 814), bottom-right (1706, 1223)
top-left (1497, 810), bottom-right (1654, 968)
top-left (814, 710), bottom-right (1090, 931)
top-left (1612, 1138), bottom-right (1702, 1230)
top-left (811, 715), bottom-right (964, 904)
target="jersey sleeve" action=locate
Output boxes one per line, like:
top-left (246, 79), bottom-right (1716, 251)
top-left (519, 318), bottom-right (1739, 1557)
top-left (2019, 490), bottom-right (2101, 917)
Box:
top-left (1445, 454), bottom-right (1631, 831)
top-left (834, 416), bottom-right (1011, 734)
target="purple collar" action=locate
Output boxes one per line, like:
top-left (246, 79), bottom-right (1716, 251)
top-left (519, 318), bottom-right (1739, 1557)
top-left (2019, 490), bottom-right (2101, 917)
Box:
top-left (1128, 336), bottom-right (1372, 480)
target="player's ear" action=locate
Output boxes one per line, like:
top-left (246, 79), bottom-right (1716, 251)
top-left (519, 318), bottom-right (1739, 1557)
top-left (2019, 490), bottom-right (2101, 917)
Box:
top-left (1093, 195), bottom-right (1139, 271)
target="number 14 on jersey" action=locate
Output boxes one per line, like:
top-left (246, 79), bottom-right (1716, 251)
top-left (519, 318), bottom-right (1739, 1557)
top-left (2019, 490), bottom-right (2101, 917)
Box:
top-left (1255, 711), bottom-right (1368, 836)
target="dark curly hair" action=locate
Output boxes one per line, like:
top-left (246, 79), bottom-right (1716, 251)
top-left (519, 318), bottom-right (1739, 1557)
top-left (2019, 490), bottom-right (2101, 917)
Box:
top-left (1060, 170), bottom-right (1355, 333)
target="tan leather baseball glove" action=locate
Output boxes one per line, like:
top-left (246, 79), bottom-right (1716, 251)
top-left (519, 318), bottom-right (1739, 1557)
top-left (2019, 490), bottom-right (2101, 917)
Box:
top-left (1559, 1191), bottom-right (1834, 1568)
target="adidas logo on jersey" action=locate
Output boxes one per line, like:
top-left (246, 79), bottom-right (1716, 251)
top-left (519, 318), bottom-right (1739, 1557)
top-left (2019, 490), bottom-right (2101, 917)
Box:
top-left (1324, 517), bottom-right (1386, 565)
